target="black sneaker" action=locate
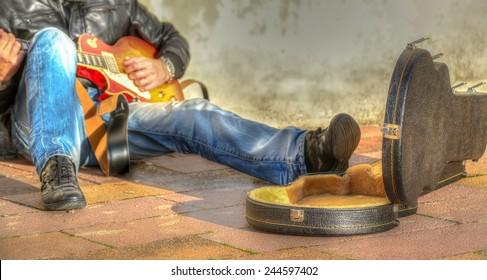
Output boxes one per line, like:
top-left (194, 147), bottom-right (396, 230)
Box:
top-left (40, 156), bottom-right (86, 211)
top-left (305, 113), bottom-right (361, 173)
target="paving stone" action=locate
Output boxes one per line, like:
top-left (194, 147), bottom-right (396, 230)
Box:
top-left (0, 197), bottom-right (196, 238)
top-left (0, 158), bottom-right (36, 174)
top-left (313, 222), bottom-right (487, 260)
top-left (235, 247), bottom-right (347, 260)
top-left (419, 185), bottom-right (487, 203)
top-left (69, 235), bottom-right (249, 260)
top-left (203, 215), bottom-right (455, 254)
top-left (0, 178), bottom-right (39, 197)
top-left (66, 214), bottom-right (228, 247)
top-left (146, 154), bottom-right (228, 173)
top-left (418, 188), bottom-right (487, 223)
top-left (443, 251), bottom-right (487, 260)
top-left (185, 205), bottom-right (248, 229)
top-left (77, 167), bottom-right (126, 185)
top-left (2, 181), bottom-right (175, 210)
top-left (82, 181), bottom-right (174, 204)
top-left (204, 228), bottom-right (339, 254)
top-left (127, 166), bottom-right (263, 193)
top-left (158, 192), bottom-right (202, 203)
top-left (0, 199), bottom-right (36, 216)
top-left (465, 157), bottom-right (487, 175)
top-left (459, 176), bottom-right (487, 191)
top-left (0, 167), bottom-right (34, 178)
top-left (170, 186), bottom-right (255, 210)
top-left (0, 232), bottom-right (107, 260)
top-left (1, 192), bottom-right (43, 210)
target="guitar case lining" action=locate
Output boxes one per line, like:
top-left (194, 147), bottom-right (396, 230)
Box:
top-left (246, 43), bottom-right (487, 236)
top-left (247, 163), bottom-right (399, 236)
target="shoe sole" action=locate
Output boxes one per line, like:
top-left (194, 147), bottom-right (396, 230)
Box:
top-left (43, 199), bottom-right (86, 211)
top-left (329, 113), bottom-right (361, 164)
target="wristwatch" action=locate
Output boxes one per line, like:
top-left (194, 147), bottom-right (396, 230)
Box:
top-left (0, 80), bottom-right (12, 91)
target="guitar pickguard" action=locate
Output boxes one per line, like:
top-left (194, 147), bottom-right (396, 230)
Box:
top-left (103, 69), bottom-right (151, 100)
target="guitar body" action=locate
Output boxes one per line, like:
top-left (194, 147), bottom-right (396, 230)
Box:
top-left (76, 34), bottom-right (184, 103)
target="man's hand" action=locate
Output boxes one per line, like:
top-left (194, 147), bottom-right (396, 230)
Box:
top-left (0, 29), bottom-right (26, 84)
top-left (122, 57), bottom-right (171, 92)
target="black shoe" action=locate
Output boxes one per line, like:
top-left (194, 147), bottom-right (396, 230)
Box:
top-left (40, 156), bottom-right (86, 211)
top-left (305, 113), bottom-right (361, 173)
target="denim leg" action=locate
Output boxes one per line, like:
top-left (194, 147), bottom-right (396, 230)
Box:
top-left (11, 28), bottom-right (86, 175)
top-left (9, 28), bottom-right (308, 185)
top-left (127, 99), bottom-right (308, 185)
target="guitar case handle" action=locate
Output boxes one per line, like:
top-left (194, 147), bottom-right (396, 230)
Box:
top-left (100, 94), bottom-right (130, 175)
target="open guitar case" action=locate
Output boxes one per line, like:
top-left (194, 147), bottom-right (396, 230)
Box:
top-left (246, 39), bottom-right (487, 236)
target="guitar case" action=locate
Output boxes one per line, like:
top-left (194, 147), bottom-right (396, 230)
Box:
top-left (246, 41), bottom-right (487, 236)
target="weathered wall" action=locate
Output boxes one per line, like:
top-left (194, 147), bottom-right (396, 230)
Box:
top-left (140, 0), bottom-right (487, 128)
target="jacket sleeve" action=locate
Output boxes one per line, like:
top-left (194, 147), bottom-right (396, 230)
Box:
top-left (128, 1), bottom-right (190, 79)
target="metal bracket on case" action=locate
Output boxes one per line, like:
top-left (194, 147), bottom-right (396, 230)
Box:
top-left (407, 37), bottom-right (430, 49)
top-left (467, 82), bottom-right (486, 93)
top-left (452, 82), bottom-right (468, 93)
top-left (382, 123), bottom-right (402, 140)
top-left (290, 209), bottom-right (304, 223)
top-left (431, 53), bottom-right (444, 60)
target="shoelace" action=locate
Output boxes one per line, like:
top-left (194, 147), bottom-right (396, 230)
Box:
top-left (307, 127), bottom-right (327, 143)
top-left (58, 159), bottom-right (76, 186)
top-left (42, 158), bottom-right (76, 190)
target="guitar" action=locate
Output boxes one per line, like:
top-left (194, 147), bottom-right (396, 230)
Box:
top-left (19, 34), bottom-right (185, 103)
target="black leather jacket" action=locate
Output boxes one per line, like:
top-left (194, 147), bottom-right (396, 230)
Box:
top-left (0, 0), bottom-right (190, 115)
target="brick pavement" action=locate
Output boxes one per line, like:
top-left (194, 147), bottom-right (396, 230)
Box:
top-left (1, 126), bottom-right (486, 260)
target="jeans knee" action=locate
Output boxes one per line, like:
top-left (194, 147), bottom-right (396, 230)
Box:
top-left (182, 98), bottom-right (215, 110)
top-left (32, 28), bottom-right (76, 56)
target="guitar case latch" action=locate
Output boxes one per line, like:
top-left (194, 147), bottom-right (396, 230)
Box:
top-left (290, 209), bottom-right (305, 223)
top-left (382, 123), bottom-right (402, 140)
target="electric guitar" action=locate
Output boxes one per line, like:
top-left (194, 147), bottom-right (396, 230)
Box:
top-left (19, 34), bottom-right (185, 103)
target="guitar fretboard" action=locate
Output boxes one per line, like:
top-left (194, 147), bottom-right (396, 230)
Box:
top-left (77, 53), bottom-right (107, 69)
top-left (18, 38), bottom-right (119, 74)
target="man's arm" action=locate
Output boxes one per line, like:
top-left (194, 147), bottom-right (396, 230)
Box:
top-left (0, 29), bottom-right (25, 114)
top-left (121, 1), bottom-right (190, 92)
top-left (128, 1), bottom-right (190, 80)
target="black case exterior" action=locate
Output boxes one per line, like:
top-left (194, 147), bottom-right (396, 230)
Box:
top-left (246, 44), bottom-right (487, 236)
top-left (382, 47), bottom-right (487, 205)
top-left (246, 198), bottom-right (398, 236)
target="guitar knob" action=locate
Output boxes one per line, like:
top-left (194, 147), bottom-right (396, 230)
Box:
top-left (158, 92), bottom-right (164, 99)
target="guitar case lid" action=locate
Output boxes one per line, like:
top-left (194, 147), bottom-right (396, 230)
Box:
top-left (382, 43), bottom-right (487, 205)
top-left (246, 41), bottom-right (487, 236)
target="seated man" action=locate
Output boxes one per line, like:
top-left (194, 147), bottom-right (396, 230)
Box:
top-left (0, 0), bottom-right (360, 211)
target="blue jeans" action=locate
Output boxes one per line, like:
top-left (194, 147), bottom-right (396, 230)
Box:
top-left (11, 28), bottom-right (309, 185)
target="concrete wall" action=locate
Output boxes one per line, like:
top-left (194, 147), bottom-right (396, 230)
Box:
top-left (140, 0), bottom-right (487, 128)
